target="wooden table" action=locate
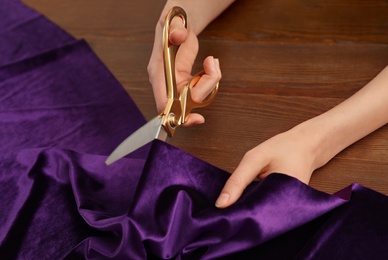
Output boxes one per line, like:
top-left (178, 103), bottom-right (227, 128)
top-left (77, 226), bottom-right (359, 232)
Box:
top-left (23, 0), bottom-right (388, 195)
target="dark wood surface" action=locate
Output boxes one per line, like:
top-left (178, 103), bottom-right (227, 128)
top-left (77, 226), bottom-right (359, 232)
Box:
top-left (23, 0), bottom-right (388, 195)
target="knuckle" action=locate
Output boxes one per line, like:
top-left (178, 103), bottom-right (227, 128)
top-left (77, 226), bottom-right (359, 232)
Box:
top-left (243, 148), bottom-right (257, 161)
top-left (226, 174), bottom-right (245, 189)
top-left (147, 66), bottom-right (156, 84)
top-left (146, 65), bottom-right (152, 78)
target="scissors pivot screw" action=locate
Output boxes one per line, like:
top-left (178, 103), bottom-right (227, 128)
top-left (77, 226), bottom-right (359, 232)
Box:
top-left (168, 113), bottom-right (179, 128)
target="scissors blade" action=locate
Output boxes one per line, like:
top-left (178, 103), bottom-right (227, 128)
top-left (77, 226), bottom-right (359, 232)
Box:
top-left (105, 116), bottom-right (168, 165)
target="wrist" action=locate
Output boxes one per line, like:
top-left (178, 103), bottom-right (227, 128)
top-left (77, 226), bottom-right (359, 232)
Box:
top-left (291, 116), bottom-right (338, 172)
top-left (294, 66), bottom-right (388, 171)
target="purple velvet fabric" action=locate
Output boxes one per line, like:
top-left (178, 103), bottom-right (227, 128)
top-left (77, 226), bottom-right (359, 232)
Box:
top-left (1, 1), bottom-right (388, 259)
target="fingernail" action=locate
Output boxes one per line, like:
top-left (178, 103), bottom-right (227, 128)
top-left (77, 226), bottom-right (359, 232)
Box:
top-left (169, 28), bottom-right (177, 37)
top-left (170, 17), bottom-right (185, 36)
top-left (213, 57), bottom-right (219, 66)
top-left (214, 58), bottom-right (221, 72)
top-left (215, 192), bottom-right (230, 208)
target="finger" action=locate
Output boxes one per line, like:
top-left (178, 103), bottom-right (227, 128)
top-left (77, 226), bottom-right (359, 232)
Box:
top-left (148, 17), bottom-right (188, 113)
top-left (169, 17), bottom-right (188, 45)
top-left (148, 24), bottom-right (167, 113)
top-left (148, 57), bottom-right (168, 113)
top-left (175, 31), bottom-right (199, 84)
top-left (190, 56), bottom-right (222, 103)
top-left (215, 150), bottom-right (269, 208)
top-left (182, 113), bottom-right (205, 127)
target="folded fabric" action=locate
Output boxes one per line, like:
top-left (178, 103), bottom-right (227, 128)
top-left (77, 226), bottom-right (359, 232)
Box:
top-left (1, 1), bottom-right (388, 259)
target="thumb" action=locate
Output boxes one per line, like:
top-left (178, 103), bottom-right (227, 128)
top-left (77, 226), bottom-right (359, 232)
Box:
top-left (169, 16), bottom-right (188, 45)
top-left (215, 151), bottom-right (268, 208)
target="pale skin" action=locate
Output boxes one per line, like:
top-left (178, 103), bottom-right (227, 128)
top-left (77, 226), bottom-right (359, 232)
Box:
top-left (148, 0), bottom-right (388, 208)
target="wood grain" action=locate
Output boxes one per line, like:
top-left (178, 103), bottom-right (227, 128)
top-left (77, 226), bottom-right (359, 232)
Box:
top-left (23, 0), bottom-right (388, 195)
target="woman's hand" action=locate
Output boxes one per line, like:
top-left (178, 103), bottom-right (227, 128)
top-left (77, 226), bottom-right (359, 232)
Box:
top-left (147, 8), bottom-right (221, 127)
top-left (215, 125), bottom-right (319, 208)
top-left (215, 66), bottom-right (388, 208)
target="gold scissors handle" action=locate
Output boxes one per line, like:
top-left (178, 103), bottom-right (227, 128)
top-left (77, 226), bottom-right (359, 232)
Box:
top-left (161, 7), bottom-right (219, 136)
top-left (180, 71), bottom-right (219, 124)
top-left (162, 7), bottom-right (187, 102)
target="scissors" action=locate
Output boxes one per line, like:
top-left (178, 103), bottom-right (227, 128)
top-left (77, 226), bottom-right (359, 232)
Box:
top-left (105, 6), bottom-right (219, 165)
